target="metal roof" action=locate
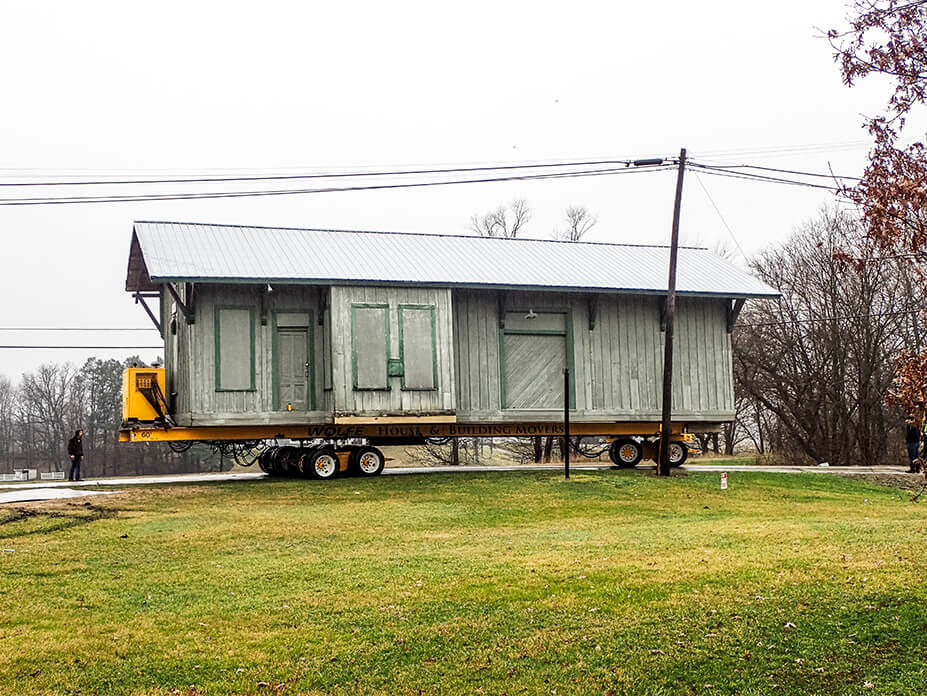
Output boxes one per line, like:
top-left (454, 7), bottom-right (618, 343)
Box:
top-left (126, 221), bottom-right (778, 298)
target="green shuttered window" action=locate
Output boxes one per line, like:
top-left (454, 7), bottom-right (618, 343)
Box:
top-left (351, 304), bottom-right (390, 390)
top-left (215, 306), bottom-right (255, 391)
top-left (399, 305), bottom-right (437, 391)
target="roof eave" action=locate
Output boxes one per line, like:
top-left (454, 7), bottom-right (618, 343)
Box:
top-left (144, 274), bottom-right (780, 299)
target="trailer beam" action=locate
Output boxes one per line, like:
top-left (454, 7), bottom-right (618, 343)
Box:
top-left (119, 420), bottom-right (701, 443)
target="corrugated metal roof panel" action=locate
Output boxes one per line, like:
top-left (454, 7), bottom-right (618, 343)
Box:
top-left (128, 221), bottom-right (778, 297)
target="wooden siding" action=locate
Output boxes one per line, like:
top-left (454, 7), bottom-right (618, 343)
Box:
top-left (329, 286), bottom-right (455, 416)
top-left (172, 284), bottom-right (330, 426)
top-left (167, 283), bottom-right (733, 426)
top-left (453, 289), bottom-right (733, 422)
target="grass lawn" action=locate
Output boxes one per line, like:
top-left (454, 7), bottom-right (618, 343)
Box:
top-left (1, 471), bottom-right (926, 695)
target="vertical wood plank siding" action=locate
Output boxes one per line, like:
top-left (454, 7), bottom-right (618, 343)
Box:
top-left (172, 283), bottom-right (732, 425)
top-left (452, 289), bottom-right (733, 422)
top-left (175, 284), bottom-right (325, 425)
top-left (330, 286), bottom-right (455, 416)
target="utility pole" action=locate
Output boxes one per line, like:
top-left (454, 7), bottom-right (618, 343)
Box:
top-left (658, 148), bottom-right (687, 477)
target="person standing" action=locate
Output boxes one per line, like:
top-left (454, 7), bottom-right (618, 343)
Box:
top-left (67, 429), bottom-right (84, 481)
top-left (904, 415), bottom-right (921, 474)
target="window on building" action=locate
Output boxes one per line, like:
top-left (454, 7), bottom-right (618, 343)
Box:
top-left (399, 304), bottom-right (437, 390)
top-left (215, 306), bottom-right (255, 391)
top-left (351, 304), bottom-right (389, 390)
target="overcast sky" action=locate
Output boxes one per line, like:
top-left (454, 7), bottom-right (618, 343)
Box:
top-left (0, 1), bottom-right (891, 380)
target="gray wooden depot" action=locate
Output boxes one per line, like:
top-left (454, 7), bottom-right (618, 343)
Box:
top-left (122, 221), bottom-right (776, 476)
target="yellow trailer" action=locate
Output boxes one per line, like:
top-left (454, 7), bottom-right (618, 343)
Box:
top-left (121, 368), bottom-right (698, 479)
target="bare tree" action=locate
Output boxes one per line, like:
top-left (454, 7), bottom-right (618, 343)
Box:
top-left (0, 376), bottom-right (15, 470)
top-left (470, 199), bottom-right (531, 238)
top-left (16, 363), bottom-right (79, 471)
top-left (734, 208), bottom-right (922, 466)
top-left (556, 206), bottom-right (596, 241)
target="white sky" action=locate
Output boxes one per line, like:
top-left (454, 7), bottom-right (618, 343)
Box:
top-left (0, 0), bottom-right (893, 380)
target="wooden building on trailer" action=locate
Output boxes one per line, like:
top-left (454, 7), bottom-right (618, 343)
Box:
top-left (124, 221), bottom-right (776, 432)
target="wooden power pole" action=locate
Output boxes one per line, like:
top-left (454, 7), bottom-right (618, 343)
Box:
top-left (658, 148), bottom-right (687, 477)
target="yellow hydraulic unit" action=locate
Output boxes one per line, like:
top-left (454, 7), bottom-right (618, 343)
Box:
top-left (122, 367), bottom-right (170, 424)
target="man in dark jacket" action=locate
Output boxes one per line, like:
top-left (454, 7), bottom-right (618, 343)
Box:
top-left (67, 429), bottom-right (84, 481)
top-left (904, 415), bottom-right (921, 474)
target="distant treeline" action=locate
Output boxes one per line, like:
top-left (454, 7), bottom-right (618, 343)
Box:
top-left (0, 356), bottom-right (219, 476)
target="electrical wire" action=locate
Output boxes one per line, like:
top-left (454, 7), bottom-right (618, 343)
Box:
top-left (0, 345), bottom-right (163, 349)
top-left (0, 151), bottom-right (867, 207)
top-left (687, 164), bottom-right (842, 191)
top-left (0, 158), bottom-right (642, 187)
top-left (0, 154), bottom-right (674, 177)
top-left (693, 140), bottom-right (871, 161)
top-left (0, 164), bottom-right (676, 206)
top-left (0, 327), bottom-right (157, 331)
top-left (691, 162), bottom-right (862, 181)
top-left (690, 171), bottom-right (747, 259)
top-left (0, 141), bottom-right (868, 178)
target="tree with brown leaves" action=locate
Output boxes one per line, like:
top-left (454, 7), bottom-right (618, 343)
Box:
top-left (830, 1), bottom-right (927, 411)
top-left (830, 1), bottom-right (926, 251)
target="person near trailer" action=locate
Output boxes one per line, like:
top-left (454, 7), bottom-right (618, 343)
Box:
top-left (67, 429), bottom-right (84, 481)
top-left (904, 415), bottom-right (921, 474)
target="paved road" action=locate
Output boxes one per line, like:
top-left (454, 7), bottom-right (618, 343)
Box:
top-left (0, 463), bottom-right (916, 504)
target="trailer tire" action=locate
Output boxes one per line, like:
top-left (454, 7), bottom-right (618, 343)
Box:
top-left (269, 446), bottom-right (292, 475)
top-left (609, 438), bottom-right (643, 467)
top-left (278, 446), bottom-right (303, 476)
top-left (258, 448), bottom-right (276, 474)
top-left (351, 446), bottom-right (385, 477)
top-left (307, 448), bottom-right (339, 480)
top-left (669, 441), bottom-right (688, 467)
top-left (296, 447), bottom-right (318, 477)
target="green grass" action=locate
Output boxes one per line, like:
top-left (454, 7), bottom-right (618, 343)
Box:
top-left (1, 471), bottom-right (926, 695)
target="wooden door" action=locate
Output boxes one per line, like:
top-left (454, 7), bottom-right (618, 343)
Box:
top-left (503, 333), bottom-right (566, 409)
top-left (277, 327), bottom-right (309, 410)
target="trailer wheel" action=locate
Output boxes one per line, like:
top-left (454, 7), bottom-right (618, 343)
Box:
top-left (307, 448), bottom-right (339, 480)
top-left (296, 447), bottom-right (318, 477)
top-left (269, 446), bottom-right (292, 475)
top-left (258, 448), bottom-right (276, 474)
top-left (609, 438), bottom-right (643, 467)
top-left (669, 441), bottom-right (688, 467)
top-left (278, 446), bottom-right (303, 476)
top-left (351, 446), bottom-right (385, 477)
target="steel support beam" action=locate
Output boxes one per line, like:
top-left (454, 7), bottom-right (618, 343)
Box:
top-left (133, 292), bottom-right (162, 337)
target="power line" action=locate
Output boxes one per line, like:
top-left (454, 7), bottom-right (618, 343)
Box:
top-left (693, 140), bottom-right (871, 161)
top-left (690, 171), bottom-right (747, 258)
top-left (692, 162), bottom-right (862, 182)
top-left (0, 153), bottom-right (863, 207)
top-left (0, 154), bottom-right (677, 177)
top-left (0, 140), bottom-right (868, 178)
top-left (0, 345), bottom-right (162, 349)
top-left (687, 164), bottom-right (842, 191)
top-left (0, 164), bottom-right (676, 206)
top-left (0, 327), bottom-right (157, 332)
top-left (0, 157), bottom-right (642, 188)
